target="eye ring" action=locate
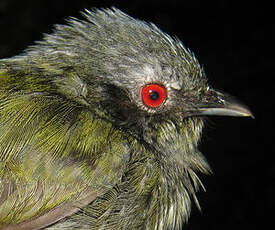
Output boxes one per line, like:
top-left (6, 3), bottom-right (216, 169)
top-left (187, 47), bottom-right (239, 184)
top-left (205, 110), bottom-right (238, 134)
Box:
top-left (141, 84), bottom-right (167, 108)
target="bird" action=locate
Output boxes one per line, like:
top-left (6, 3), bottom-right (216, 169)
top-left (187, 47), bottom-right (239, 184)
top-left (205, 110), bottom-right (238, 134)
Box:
top-left (0, 8), bottom-right (252, 230)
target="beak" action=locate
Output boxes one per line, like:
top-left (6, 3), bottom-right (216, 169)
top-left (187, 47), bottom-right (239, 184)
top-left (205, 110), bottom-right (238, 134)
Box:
top-left (193, 90), bottom-right (254, 118)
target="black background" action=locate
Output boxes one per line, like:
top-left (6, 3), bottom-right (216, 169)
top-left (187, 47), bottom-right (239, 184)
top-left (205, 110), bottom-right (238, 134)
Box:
top-left (0, 0), bottom-right (272, 229)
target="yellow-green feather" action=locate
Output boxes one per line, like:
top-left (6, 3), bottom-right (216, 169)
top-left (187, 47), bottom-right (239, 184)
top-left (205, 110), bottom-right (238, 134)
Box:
top-left (0, 71), bottom-right (128, 225)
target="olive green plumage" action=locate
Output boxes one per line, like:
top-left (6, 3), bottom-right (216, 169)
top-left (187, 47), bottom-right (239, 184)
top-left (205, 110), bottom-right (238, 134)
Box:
top-left (0, 8), bottom-right (252, 230)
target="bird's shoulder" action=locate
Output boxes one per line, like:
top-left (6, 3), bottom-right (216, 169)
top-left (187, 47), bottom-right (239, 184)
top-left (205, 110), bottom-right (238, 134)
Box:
top-left (0, 63), bottom-right (129, 228)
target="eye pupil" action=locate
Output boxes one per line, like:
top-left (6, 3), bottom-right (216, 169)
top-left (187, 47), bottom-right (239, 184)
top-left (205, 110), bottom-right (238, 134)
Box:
top-left (149, 91), bottom-right (159, 100)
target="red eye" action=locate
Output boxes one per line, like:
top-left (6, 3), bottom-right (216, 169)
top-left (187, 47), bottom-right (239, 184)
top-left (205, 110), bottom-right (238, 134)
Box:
top-left (141, 84), bottom-right (167, 108)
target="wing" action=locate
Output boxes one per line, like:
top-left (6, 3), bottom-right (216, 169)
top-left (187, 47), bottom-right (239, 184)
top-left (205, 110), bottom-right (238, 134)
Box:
top-left (0, 67), bottom-right (128, 229)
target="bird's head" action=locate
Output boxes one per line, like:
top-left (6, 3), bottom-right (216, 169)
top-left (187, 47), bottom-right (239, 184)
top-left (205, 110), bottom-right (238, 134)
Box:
top-left (20, 9), bottom-right (251, 136)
